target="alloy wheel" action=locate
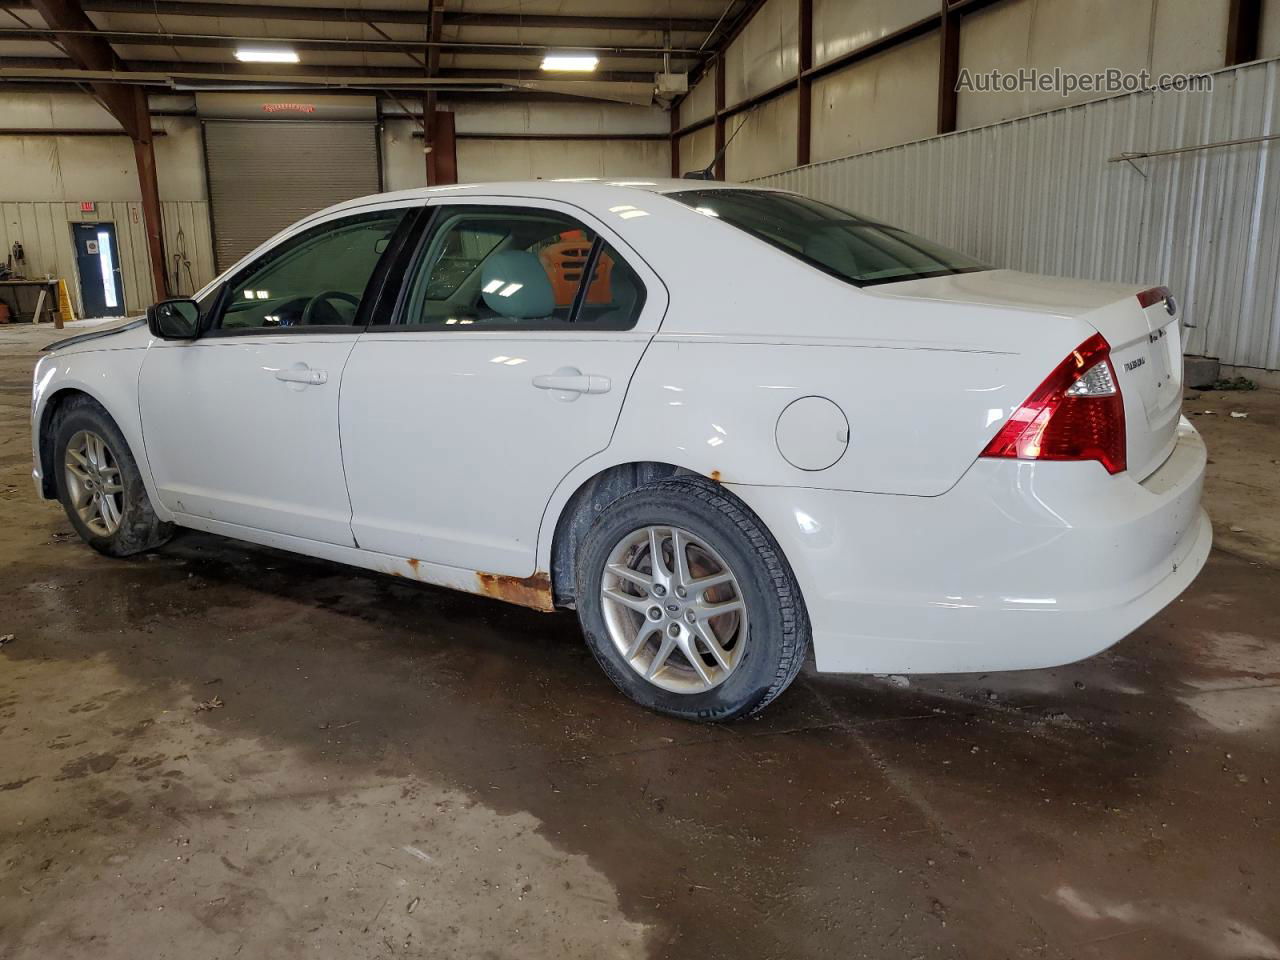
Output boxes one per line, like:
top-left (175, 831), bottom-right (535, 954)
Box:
top-left (64, 429), bottom-right (125, 537)
top-left (599, 525), bottom-right (749, 694)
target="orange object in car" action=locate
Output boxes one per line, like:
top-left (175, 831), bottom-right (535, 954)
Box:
top-left (539, 231), bottom-right (612, 306)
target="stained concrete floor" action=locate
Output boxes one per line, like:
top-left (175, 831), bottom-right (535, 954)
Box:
top-left (0, 321), bottom-right (1277, 960)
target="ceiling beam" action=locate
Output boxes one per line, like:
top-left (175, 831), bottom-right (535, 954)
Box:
top-left (8, 0), bottom-right (721, 31)
top-left (0, 26), bottom-right (708, 58)
top-left (25, 0), bottom-right (142, 135)
top-left (3, 55), bottom-right (660, 83)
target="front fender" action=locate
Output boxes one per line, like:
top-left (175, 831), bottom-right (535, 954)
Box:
top-left (31, 346), bottom-right (171, 521)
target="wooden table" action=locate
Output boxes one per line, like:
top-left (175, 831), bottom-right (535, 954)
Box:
top-left (0, 280), bottom-right (64, 328)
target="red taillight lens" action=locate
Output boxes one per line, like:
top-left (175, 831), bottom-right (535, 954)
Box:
top-left (980, 333), bottom-right (1127, 474)
top-left (1136, 286), bottom-right (1171, 309)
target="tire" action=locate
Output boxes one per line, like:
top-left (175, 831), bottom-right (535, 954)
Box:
top-left (575, 476), bottom-right (810, 722)
top-left (52, 397), bottom-right (173, 557)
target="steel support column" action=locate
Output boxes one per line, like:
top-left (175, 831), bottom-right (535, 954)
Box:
top-left (797, 0), bottom-right (813, 166)
top-left (937, 1), bottom-right (961, 134)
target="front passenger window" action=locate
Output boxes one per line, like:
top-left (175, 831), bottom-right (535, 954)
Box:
top-left (218, 210), bottom-right (405, 331)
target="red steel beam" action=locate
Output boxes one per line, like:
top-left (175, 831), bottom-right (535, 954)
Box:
top-left (797, 0), bottom-right (813, 166)
top-left (713, 53), bottom-right (726, 179)
top-left (27, 0), bottom-right (169, 299)
top-left (937, 1), bottom-right (961, 134)
top-left (1226, 0), bottom-right (1261, 65)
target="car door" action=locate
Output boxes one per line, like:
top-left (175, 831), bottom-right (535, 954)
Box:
top-left (340, 198), bottom-right (666, 576)
top-left (138, 204), bottom-right (416, 545)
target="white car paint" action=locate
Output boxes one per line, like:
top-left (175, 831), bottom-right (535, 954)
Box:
top-left (30, 178), bottom-right (1210, 674)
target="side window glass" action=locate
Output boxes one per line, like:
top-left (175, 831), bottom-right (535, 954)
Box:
top-left (218, 210), bottom-right (405, 331)
top-left (403, 207), bottom-right (611, 328)
top-left (573, 241), bottom-right (646, 331)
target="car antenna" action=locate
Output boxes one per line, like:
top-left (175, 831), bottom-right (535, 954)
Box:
top-left (683, 110), bottom-right (751, 180)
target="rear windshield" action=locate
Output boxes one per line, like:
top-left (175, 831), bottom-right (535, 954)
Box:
top-left (669, 189), bottom-right (988, 287)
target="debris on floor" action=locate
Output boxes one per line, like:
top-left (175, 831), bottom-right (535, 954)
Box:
top-left (0, 633), bottom-right (13, 647)
top-left (194, 695), bottom-right (224, 712)
top-left (1231, 411), bottom-right (1249, 419)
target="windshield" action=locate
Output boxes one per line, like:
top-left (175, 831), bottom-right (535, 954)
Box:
top-left (669, 189), bottom-right (988, 287)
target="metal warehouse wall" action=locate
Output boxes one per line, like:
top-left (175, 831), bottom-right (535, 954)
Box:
top-left (752, 57), bottom-right (1280, 372)
top-left (381, 101), bottom-right (672, 190)
top-left (0, 201), bottom-right (213, 315)
top-left (0, 96), bottom-right (216, 315)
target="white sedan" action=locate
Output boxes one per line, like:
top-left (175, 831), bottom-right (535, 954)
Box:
top-left (30, 179), bottom-right (1210, 721)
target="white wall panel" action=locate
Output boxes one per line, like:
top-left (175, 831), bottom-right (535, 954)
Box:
top-left (679, 64), bottom-right (717, 128)
top-left (451, 101), bottom-right (669, 136)
top-left (1151, 0), bottom-right (1229, 76)
top-left (0, 91), bottom-right (118, 130)
top-left (958, 0), bottom-right (1156, 129)
top-left (154, 116), bottom-right (207, 202)
top-left (724, 0), bottom-right (799, 106)
top-left (753, 58), bottom-right (1280, 371)
top-left (725, 90), bottom-right (797, 181)
top-left (1262, 0), bottom-right (1280, 58)
top-left (455, 138), bottom-right (669, 183)
top-left (811, 33), bottom-right (940, 162)
top-left (381, 118), bottom-right (426, 193)
top-left (812, 0), bottom-right (938, 65)
top-left (678, 125), bottom-right (715, 176)
top-left (0, 123), bottom-right (206, 204)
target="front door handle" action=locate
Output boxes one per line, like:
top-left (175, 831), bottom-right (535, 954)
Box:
top-left (532, 368), bottom-right (610, 398)
top-left (274, 364), bottom-right (328, 386)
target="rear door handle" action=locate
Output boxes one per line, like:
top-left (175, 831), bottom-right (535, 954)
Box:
top-left (532, 368), bottom-right (610, 397)
top-left (274, 364), bottom-right (327, 386)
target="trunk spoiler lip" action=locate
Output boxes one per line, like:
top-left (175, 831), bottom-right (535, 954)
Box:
top-left (42, 317), bottom-right (146, 353)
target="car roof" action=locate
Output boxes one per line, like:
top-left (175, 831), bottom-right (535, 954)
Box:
top-left (316, 178), bottom-right (777, 219)
top-left (384, 178), bottom-right (768, 200)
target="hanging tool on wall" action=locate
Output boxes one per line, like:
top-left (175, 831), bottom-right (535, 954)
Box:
top-left (7, 241), bottom-right (27, 279)
top-left (170, 227), bottom-right (195, 296)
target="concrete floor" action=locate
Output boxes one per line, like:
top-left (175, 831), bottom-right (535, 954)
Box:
top-left (1, 320), bottom-right (1277, 960)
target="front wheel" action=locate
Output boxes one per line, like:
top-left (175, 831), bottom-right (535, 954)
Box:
top-left (53, 397), bottom-right (172, 557)
top-left (575, 477), bottom-right (810, 721)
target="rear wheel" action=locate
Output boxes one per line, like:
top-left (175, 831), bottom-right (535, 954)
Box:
top-left (53, 398), bottom-right (172, 557)
top-left (575, 477), bottom-right (809, 721)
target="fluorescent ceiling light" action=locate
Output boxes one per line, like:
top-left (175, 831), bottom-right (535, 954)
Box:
top-left (541, 54), bottom-right (598, 72)
top-left (235, 47), bottom-right (299, 63)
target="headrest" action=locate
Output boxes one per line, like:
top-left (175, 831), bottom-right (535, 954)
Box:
top-left (480, 251), bottom-right (555, 319)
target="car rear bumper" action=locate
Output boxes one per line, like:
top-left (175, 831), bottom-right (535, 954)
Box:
top-left (731, 417), bottom-right (1210, 674)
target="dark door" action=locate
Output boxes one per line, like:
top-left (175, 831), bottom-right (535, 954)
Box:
top-left (72, 222), bottom-right (125, 318)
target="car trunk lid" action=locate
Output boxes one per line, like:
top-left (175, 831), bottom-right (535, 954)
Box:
top-left (871, 270), bottom-right (1183, 481)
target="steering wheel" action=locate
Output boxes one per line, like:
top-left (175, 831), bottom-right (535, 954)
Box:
top-left (300, 290), bottom-right (360, 326)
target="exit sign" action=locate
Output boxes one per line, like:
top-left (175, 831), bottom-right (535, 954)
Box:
top-left (80, 201), bottom-right (96, 213)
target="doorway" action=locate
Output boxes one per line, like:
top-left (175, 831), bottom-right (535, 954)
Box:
top-left (72, 222), bottom-right (125, 318)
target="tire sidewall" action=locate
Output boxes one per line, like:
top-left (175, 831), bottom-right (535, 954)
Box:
top-left (52, 403), bottom-right (154, 556)
top-left (576, 482), bottom-right (794, 722)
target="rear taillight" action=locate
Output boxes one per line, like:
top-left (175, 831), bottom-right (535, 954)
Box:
top-left (981, 333), bottom-right (1126, 475)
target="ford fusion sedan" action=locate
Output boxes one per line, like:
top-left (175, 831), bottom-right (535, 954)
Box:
top-left (30, 179), bottom-right (1210, 721)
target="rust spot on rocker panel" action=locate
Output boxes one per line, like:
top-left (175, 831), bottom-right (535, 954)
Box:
top-left (709, 470), bottom-right (722, 484)
top-left (476, 571), bottom-right (555, 613)
top-left (407, 557), bottom-right (421, 573)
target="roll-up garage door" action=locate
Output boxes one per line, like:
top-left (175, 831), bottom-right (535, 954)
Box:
top-left (204, 120), bottom-right (380, 271)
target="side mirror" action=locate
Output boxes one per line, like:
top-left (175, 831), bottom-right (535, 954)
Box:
top-left (147, 299), bottom-right (200, 340)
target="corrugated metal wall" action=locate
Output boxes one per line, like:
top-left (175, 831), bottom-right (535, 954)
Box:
top-left (753, 58), bottom-right (1280, 371)
top-left (0, 200), bottom-right (215, 316)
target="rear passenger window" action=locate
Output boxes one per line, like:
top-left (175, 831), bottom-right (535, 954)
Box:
top-left (399, 206), bottom-right (644, 330)
top-left (575, 242), bottom-right (646, 330)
